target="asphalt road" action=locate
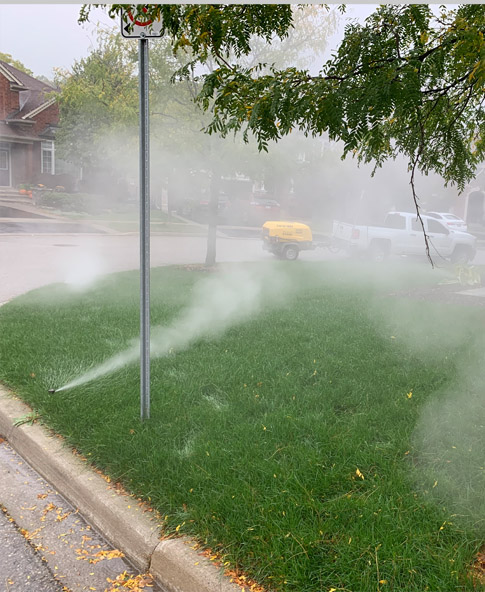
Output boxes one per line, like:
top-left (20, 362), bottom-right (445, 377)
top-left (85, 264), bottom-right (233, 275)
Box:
top-left (0, 438), bottom-right (165, 592)
top-left (0, 231), bottom-right (351, 305)
top-left (2, 229), bottom-right (485, 305)
top-left (0, 508), bottom-right (64, 592)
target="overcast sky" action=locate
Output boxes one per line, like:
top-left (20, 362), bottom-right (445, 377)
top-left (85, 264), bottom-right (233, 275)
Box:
top-left (0, 4), bottom-right (379, 80)
top-left (0, 4), bottom-right (115, 79)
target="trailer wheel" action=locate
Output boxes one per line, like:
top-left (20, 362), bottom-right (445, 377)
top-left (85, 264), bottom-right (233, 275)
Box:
top-left (283, 244), bottom-right (299, 260)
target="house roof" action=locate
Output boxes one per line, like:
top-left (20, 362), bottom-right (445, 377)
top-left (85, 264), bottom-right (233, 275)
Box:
top-left (0, 60), bottom-right (58, 121)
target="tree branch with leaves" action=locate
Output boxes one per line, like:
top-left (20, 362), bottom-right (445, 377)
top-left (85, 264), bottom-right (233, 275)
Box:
top-left (80, 4), bottom-right (485, 261)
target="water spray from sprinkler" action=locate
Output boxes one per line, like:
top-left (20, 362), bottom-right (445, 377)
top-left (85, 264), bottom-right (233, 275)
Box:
top-left (52, 268), bottom-right (290, 393)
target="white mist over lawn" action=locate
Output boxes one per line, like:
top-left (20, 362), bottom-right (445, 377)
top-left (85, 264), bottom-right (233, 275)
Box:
top-left (57, 266), bottom-right (289, 392)
top-left (412, 340), bottom-right (485, 532)
top-left (62, 248), bottom-right (107, 290)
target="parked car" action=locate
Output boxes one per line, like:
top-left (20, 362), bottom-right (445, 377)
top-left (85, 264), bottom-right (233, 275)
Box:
top-left (332, 211), bottom-right (476, 263)
top-left (426, 211), bottom-right (468, 232)
top-left (197, 193), bottom-right (230, 219)
top-left (181, 193), bottom-right (229, 222)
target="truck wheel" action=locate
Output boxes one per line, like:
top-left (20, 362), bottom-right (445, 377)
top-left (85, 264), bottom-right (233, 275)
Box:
top-left (451, 246), bottom-right (473, 264)
top-left (283, 245), bottom-right (299, 260)
top-left (369, 241), bottom-right (389, 263)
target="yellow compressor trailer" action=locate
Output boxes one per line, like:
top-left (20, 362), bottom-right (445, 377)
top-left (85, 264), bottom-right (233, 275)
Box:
top-left (262, 221), bottom-right (315, 260)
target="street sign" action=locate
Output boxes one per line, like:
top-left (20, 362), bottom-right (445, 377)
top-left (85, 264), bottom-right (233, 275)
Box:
top-left (121, 7), bottom-right (163, 38)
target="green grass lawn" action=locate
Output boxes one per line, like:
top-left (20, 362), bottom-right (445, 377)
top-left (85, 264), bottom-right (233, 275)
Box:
top-left (1, 260), bottom-right (484, 591)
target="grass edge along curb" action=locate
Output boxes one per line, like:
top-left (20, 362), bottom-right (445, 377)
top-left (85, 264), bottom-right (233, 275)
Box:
top-left (0, 384), bottom-right (243, 592)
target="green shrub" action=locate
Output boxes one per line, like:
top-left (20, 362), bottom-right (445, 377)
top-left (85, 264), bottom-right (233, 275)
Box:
top-left (35, 191), bottom-right (105, 214)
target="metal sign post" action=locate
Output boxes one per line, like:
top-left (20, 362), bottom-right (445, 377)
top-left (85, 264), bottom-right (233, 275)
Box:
top-left (121, 8), bottom-right (162, 421)
top-left (139, 34), bottom-right (150, 421)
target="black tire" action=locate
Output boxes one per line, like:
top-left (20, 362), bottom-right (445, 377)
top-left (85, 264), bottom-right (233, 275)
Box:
top-left (283, 244), bottom-right (299, 261)
top-left (451, 245), bottom-right (473, 264)
top-left (369, 241), bottom-right (389, 263)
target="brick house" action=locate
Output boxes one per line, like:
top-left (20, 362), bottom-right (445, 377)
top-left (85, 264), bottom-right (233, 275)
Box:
top-left (0, 60), bottom-right (59, 188)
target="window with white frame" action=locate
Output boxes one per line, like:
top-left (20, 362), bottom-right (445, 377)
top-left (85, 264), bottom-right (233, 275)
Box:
top-left (0, 150), bottom-right (8, 170)
top-left (41, 141), bottom-right (55, 174)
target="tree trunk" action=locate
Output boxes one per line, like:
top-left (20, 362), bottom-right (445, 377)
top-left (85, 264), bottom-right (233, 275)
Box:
top-left (205, 168), bottom-right (220, 266)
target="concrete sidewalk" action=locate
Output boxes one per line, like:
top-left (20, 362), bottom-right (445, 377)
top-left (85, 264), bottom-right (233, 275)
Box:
top-left (0, 385), bottom-right (242, 592)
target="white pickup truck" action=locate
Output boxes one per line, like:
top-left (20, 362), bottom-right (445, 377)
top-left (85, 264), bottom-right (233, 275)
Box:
top-left (332, 211), bottom-right (477, 263)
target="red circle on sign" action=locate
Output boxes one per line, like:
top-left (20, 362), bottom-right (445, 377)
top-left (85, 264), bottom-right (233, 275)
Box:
top-left (127, 9), bottom-right (153, 27)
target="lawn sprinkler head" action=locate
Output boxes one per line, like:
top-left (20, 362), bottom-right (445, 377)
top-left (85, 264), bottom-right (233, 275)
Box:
top-left (48, 388), bottom-right (56, 394)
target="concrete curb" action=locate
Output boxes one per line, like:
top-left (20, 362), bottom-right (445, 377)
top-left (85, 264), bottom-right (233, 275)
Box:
top-left (0, 385), bottom-right (242, 592)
